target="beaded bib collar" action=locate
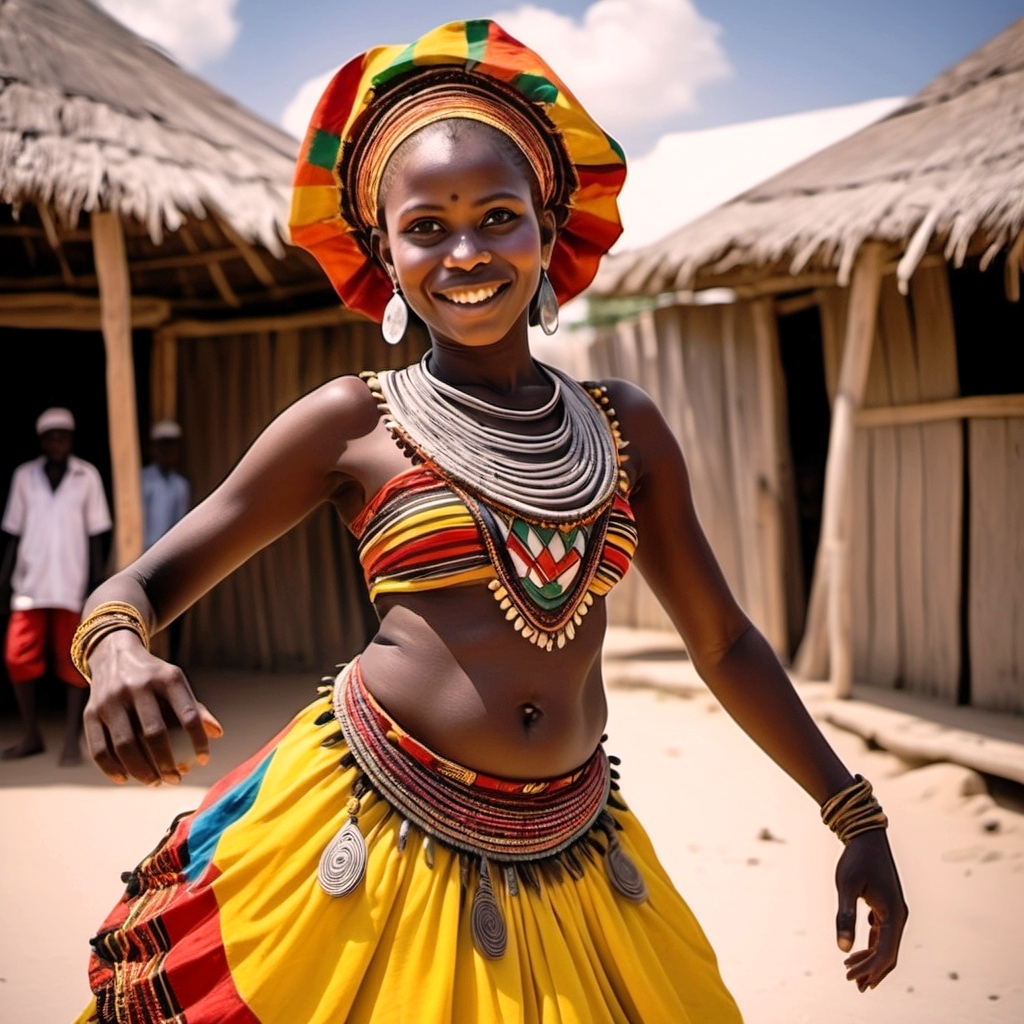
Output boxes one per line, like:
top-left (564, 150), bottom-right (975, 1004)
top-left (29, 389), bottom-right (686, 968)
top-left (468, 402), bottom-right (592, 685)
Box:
top-left (360, 368), bottom-right (634, 650)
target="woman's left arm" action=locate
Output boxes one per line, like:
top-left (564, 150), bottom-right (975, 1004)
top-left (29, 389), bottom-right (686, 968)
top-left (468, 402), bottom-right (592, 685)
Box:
top-left (607, 378), bottom-right (907, 990)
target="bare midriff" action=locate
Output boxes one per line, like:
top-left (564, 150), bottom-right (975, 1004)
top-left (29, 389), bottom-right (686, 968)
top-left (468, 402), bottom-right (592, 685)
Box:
top-left (358, 588), bottom-right (610, 780)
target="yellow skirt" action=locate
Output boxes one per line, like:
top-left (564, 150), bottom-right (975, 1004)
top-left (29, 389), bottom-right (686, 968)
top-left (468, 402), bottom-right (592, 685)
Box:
top-left (78, 683), bottom-right (743, 1024)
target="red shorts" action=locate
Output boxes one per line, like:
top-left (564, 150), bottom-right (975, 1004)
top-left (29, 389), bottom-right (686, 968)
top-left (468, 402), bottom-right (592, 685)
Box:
top-left (4, 608), bottom-right (85, 687)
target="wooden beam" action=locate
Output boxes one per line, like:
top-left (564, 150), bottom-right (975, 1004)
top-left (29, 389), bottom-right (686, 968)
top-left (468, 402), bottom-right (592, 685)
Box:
top-left (752, 297), bottom-right (789, 655)
top-left (168, 304), bottom-right (364, 338)
top-left (92, 210), bottom-right (144, 569)
top-left (856, 394), bottom-right (1024, 428)
top-left (151, 327), bottom-right (179, 422)
top-left (818, 241), bottom-right (887, 698)
top-left (129, 247), bottom-right (240, 273)
top-left (0, 292), bottom-right (170, 330)
top-left (206, 260), bottom-right (241, 307)
top-left (213, 214), bottom-right (284, 297)
top-left (773, 291), bottom-right (819, 317)
top-left (37, 205), bottom-right (76, 289)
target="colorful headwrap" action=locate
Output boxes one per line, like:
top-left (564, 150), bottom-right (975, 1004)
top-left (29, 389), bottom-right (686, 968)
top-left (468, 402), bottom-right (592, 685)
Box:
top-left (289, 19), bottom-right (627, 323)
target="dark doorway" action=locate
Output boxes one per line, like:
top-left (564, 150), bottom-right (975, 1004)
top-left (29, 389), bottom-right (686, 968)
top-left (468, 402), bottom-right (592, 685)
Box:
top-left (0, 328), bottom-right (149, 718)
top-left (777, 303), bottom-right (832, 638)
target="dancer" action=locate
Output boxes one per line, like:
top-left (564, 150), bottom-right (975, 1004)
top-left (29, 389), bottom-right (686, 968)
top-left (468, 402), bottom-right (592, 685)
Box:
top-left (74, 22), bottom-right (905, 1023)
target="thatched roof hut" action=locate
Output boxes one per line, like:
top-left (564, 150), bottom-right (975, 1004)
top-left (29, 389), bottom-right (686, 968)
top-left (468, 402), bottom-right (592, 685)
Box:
top-left (583, 18), bottom-right (1024, 715)
top-left (0, 0), bottom-right (425, 673)
top-left (595, 16), bottom-right (1024, 300)
top-left (0, 0), bottom-right (293, 251)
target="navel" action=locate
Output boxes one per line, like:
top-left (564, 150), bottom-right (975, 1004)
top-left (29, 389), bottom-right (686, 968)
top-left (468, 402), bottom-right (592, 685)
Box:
top-left (450, 193), bottom-right (459, 202)
top-left (520, 703), bottom-right (543, 728)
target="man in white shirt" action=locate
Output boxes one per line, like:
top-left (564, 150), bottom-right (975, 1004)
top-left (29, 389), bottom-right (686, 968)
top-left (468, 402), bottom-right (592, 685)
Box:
top-left (142, 420), bottom-right (191, 662)
top-left (142, 420), bottom-right (191, 551)
top-left (1, 408), bottom-right (111, 764)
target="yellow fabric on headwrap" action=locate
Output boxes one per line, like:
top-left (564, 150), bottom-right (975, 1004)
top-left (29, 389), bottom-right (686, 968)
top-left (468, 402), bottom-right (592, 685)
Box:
top-left (289, 19), bottom-right (626, 323)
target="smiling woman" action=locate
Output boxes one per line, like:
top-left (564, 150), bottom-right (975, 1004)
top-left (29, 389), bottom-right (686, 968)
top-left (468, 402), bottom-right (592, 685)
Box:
top-left (74, 18), bottom-right (905, 1024)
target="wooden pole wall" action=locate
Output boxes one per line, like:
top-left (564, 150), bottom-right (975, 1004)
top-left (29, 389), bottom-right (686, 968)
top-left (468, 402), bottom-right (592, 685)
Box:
top-left (92, 210), bottom-right (143, 568)
top-left (151, 328), bottom-right (179, 423)
top-left (820, 242), bottom-right (886, 698)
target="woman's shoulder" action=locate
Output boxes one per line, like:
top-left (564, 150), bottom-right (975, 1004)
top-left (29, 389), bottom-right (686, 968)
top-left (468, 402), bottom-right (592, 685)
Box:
top-left (587, 377), bottom-right (663, 432)
top-left (284, 373), bottom-right (382, 441)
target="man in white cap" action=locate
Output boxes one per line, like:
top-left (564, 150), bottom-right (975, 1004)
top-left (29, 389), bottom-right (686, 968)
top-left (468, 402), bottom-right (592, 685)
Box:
top-left (142, 420), bottom-right (191, 551)
top-left (1, 408), bottom-right (111, 763)
top-left (142, 420), bottom-right (191, 662)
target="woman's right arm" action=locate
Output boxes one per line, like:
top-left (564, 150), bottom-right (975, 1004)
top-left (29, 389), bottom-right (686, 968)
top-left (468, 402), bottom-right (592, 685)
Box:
top-left (83, 376), bottom-right (379, 786)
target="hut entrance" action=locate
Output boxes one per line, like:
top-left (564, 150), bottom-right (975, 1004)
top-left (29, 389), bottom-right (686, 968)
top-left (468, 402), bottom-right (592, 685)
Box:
top-left (776, 302), bottom-right (831, 638)
top-left (0, 326), bottom-right (141, 714)
top-left (0, 327), bottom-right (152, 518)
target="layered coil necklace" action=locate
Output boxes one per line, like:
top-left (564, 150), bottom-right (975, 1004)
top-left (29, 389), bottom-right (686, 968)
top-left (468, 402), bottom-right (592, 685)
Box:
top-left (373, 354), bottom-right (619, 524)
top-left (361, 357), bottom-right (636, 652)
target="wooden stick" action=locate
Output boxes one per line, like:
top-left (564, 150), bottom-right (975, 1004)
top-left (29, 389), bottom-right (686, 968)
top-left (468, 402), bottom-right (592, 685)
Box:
top-left (206, 261), bottom-right (241, 307)
top-left (169, 305), bottom-right (364, 338)
top-left (37, 204), bottom-right (76, 288)
top-left (129, 247), bottom-right (240, 273)
top-left (0, 292), bottom-right (169, 330)
top-left (92, 210), bottom-right (144, 569)
top-left (773, 291), bottom-right (820, 316)
top-left (213, 214), bottom-right (284, 296)
top-left (856, 394), bottom-right (1024, 427)
top-left (819, 242), bottom-right (886, 698)
top-left (1005, 231), bottom-right (1024, 303)
top-left (752, 297), bottom-right (789, 655)
top-left (151, 328), bottom-right (179, 422)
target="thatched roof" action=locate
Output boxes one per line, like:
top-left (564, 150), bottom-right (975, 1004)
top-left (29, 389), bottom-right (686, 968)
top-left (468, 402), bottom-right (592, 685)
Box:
top-left (595, 17), bottom-right (1024, 298)
top-left (0, 0), bottom-right (296, 254)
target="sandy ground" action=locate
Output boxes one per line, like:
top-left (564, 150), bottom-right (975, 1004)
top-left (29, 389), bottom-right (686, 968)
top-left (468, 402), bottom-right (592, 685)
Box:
top-left (1, 656), bottom-right (1022, 1024)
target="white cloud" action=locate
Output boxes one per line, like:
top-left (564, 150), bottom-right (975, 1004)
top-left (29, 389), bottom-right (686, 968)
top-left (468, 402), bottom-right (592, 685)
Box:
top-left (280, 0), bottom-right (729, 144)
top-left (492, 0), bottom-right (730, 138)
top-left (613, 97), bottom-right (906, 253)
top-left (96, 0), bottom-right (240, 70)
top-left (281, 67), bottom-right (338, 141)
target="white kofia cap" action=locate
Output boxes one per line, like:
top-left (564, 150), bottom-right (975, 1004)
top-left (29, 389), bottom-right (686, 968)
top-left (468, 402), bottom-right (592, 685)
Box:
top-left (36, 407), bottom-right (75, 434)
top-left (150, 420), bottom-right (183, 441)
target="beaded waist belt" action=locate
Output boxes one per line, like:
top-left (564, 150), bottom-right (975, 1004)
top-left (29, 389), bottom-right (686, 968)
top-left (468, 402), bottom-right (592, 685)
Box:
top-left (316, 661), bottom-right (647, 959)
top-left (339, 660), bottom-right (609, 858)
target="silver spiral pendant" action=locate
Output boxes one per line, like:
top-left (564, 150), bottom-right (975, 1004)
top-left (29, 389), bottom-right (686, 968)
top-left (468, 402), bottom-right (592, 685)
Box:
top-left (471, 858), bottom-right (508, 959)
top-left (318, 817), bottom-right (368, 897)
top-left (605, 835), bottom-right (648, 903)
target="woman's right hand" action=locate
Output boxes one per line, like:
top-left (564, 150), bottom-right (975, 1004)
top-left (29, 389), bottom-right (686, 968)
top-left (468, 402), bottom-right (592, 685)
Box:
top-left (82, 629), bottom-right (223, 786)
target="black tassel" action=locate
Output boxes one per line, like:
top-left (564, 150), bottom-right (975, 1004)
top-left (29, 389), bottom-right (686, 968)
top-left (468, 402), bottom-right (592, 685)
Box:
top-left (608, 754), bottom-right (622, 765)
top-left (314, 710), bottom-right (335, 727)
top-left (320, 731), bottom-right (345, 748)
top-left (518, 861), bottom-right (542, 896)
top-left (339, 751), bottom-right (357, 770)
top-left (564, 848), bottom-right (585, 880)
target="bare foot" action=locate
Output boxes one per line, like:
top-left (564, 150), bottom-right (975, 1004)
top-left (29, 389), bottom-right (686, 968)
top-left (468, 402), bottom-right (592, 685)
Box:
top-left (59, 744), bottom-right (83, 767)
top-left (2, 737), bottom-right (45, 759)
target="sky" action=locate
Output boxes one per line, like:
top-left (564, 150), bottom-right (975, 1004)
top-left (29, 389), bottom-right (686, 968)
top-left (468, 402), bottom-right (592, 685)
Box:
top-left (95, 0), bottom-right (1023, 159)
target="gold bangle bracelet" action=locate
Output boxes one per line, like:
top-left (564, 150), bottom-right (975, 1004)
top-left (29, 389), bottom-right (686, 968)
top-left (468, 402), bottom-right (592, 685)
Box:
top-left (821, 775), bottom-right (888, 844)
top-left (71, 601), bottom-right (150, 683)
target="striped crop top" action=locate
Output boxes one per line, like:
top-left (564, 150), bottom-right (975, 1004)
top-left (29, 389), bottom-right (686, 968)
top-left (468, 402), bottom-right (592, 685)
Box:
top-left (350, 464), bottom-right (638, 651)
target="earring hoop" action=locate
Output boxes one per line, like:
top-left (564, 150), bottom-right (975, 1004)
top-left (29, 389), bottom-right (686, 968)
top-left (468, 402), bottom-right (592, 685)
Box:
top-left (529, 269), bottom-right (559, 336)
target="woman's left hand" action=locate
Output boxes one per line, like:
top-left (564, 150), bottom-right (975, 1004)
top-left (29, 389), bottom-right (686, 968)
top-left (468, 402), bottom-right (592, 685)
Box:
top-left (834, 829), bottom-right (908, 990)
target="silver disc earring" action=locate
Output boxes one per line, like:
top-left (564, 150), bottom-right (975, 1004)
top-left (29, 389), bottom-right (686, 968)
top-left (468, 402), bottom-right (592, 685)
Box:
top-left (381, 288), bottom-right (409, 345)
top-left (529, 270), bottom-right (559, 336)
